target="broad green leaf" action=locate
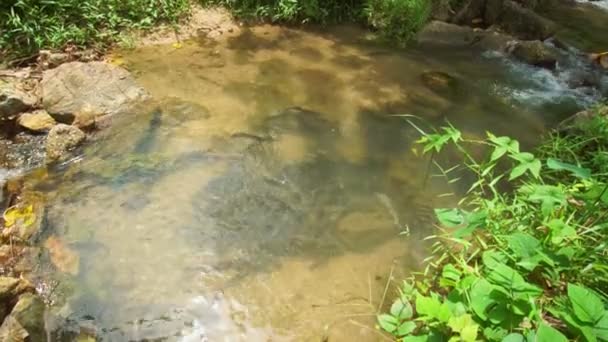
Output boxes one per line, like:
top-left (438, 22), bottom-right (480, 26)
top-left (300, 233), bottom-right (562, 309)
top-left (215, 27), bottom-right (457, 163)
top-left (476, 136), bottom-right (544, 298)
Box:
top-left (568, 284), bottom-right (606, 324)
top-left (397, 321), bottom-right (417, 336)
top-left (547, 158), bottom-right (591, 179)
top-left (378, 314), bottom-right (398, 333)
top-left (536, 324), bottom-right (568, 342)
top-left (435, 208), bottom-right (465, 227)
top-left (482, 250), bottom-right (509, 269)
top-left (469, 278), bottom-right (495, 321)
top-left (593, 312), bottom-right (608, 341)
top-left (461, 324), bottom-right (478, 342)
top-left (416, 295), bottom-right (442, 318)
top-left (391, 298), bottom-right (414, 320)
top-left (403, 335), bottom-right (429, 342)
top-left (502, 333), bottom-right (525, 342)
top-left (486, 263), bottom-right (542, 297)
top-left (448, 314), bottom-right (475, 333)
top-left (507, 233), bottom-right (540, 259)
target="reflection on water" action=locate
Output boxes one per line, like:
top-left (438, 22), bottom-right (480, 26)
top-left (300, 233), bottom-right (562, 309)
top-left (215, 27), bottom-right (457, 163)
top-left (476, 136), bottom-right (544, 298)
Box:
top-left (23, 24), bottom-right (598, 341)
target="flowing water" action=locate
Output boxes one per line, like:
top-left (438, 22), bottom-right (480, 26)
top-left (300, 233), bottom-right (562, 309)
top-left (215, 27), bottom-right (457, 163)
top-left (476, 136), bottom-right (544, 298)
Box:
top-left (21, 24), bottom-right (606, 341)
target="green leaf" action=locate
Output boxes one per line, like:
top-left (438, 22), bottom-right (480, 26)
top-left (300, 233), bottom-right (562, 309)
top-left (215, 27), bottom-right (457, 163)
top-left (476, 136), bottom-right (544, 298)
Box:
top-left (397, 321), bottom-right (417, 337)
top-left (509, 152), bottom-right (541, 179)
top-left (391, 298), bottom-right (414, 320)
top-left (482, 250), bottom-right (509, 269)
top-left (547, 158), bottom-right (591, 179)
top-left (536, 324), bottom-right (568, 342)
top-left (502, 333), bottom-right (525, 342)
top-left (448, 314), bottom-right (474, 332)
top-left (469, 278), bottom-right (495, 321)
top-left (509, 163), bottom-right (528, 180)
top-left (568, 284), bottom-right (606, 324)
top-left (461, 324), bottom-right (478, 342)
top-left (491, 146), bottom-right (508, 162)
top-left (435, 208), bottom-right (465, 227)
top-left (486, 263), bottom-right (542, 297)
top-left (442, 264), bottom-right (462, 284)
top-left (520, 184), bottom-right (566, 216)
top-left (507, 233), bottom-right (540, 259)
top-left (546, 218), bottom-right (577, 245)
top-left (403, 335), bottom-right (429, 342)
top-left (416, 295), bottom-right (442, 318)
top-left (593, 313), bottom-right (608, 341)
top-left (378, 314), bottom-right (398, 333)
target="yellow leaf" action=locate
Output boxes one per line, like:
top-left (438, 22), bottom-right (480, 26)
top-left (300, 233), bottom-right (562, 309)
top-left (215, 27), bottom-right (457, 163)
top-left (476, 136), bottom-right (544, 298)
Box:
top-left (172, 42), bottom-right (183, 49)
top-left (3, 205), bottom-right (35, 228)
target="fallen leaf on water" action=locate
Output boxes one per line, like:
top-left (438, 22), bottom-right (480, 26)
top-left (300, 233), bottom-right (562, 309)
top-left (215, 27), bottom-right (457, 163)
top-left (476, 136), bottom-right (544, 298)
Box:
top-left (3, 205), bottom-right (35, 228)
top-left (44, 236), bottom-right (80, 275)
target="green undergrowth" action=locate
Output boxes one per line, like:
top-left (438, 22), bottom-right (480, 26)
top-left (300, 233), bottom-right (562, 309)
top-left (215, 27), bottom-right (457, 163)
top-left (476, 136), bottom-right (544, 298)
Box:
top-left (0, 0), bottom-right (190, 61)
top-left (379, 108), bottom-right (608, 341)
top-left (200, 0), bottom-right (431, 43)
top-left (1, 0), bottom-right (432, 61)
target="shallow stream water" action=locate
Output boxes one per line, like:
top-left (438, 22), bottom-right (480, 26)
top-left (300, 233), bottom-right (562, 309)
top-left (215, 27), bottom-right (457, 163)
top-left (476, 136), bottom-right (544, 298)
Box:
top-left (22, 24), bottom-right (607, 341)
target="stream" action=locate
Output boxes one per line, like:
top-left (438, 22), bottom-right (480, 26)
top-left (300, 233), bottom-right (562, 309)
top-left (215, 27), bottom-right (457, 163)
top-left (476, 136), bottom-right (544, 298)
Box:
top-left (19, 22), bottom-right (607, 341)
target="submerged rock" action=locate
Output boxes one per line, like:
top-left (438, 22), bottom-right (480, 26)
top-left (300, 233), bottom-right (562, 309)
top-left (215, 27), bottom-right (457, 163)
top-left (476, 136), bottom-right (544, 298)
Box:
top-left (508, 40), bottom-right (558, 68)
top-left (40, 62), bottom-right (148, 123)
top-left (0, 82), bottom-right (36, 119)
top-left (420, 71), bottom-right (460, 97)
top-left (45, 124), bottom-right (85, 162)
top-left (0, 134), bottom-right (47, 170)
top-left (17, 109), bottom-right (56, 133)
top-left (5, 293), bottom-right (46, 342)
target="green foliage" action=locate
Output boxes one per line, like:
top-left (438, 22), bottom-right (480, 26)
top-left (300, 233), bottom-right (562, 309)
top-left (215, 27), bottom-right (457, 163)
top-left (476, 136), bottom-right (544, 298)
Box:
top-left (201, 0), bottom-right (431, 44)
top-left (380, 109), bottom-right (608, 341)
top-left (200, 0), bottom-right (365, 22)
top-left (0, 0), bottom-right (189, 59)
top-left (364, 0), bottom-right (431, 43)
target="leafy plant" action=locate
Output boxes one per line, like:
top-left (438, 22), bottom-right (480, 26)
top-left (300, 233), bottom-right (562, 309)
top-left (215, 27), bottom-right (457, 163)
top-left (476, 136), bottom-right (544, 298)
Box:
top-left (0, 0), bottom-right (190, 60)
top-left (380, 107), bottom-right (608, 341)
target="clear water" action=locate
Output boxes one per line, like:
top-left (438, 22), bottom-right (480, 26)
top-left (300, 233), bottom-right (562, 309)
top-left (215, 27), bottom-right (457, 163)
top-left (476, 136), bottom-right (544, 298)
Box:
top-left (22, 24), bottom-right (601, 341)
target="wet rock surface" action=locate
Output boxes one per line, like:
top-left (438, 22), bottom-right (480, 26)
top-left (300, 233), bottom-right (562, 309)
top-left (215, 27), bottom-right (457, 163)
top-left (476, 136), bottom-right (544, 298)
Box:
top-left (45, 124), bottom-right (86, 162)
top-left (508, 40), bottom-right (558, 68)
top-left (0, 82), bottom-right (37, 119)
top-left (41, 62), bottom-right (148, 123)
top-left (17, 110), bottom-right (56, 133)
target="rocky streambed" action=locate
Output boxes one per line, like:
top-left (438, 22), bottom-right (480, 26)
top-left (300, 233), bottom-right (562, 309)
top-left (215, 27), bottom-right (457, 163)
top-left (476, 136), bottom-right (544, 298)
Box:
top-left (0, 1), bottom-right (606, 340)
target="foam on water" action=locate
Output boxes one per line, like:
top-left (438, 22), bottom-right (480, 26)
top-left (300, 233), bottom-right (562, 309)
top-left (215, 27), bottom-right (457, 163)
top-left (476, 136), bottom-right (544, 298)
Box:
top-left (483, 45), bottom-right (607, 109)
top-left (576, 0), bottom-right (608, 10)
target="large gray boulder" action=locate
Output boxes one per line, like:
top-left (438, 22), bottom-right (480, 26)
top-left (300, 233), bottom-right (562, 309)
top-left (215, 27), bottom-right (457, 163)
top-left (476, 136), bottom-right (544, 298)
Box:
top-left (40, 62), bottom-right (148, 124)
top-left (0, 82), bottom-right (36, 119)
top-left (45, 124), bottom-right (86, 162)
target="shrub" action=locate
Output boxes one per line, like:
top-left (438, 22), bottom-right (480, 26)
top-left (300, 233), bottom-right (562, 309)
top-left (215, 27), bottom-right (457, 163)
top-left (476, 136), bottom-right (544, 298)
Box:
top-left (364, 0), bottom-right (431, 43)
top-left (201, 0), bottom-right (431, 43)
top-left (379, 108), bottom-right (608, 341)
top-left (0, 0), bottom-right (190, 59)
